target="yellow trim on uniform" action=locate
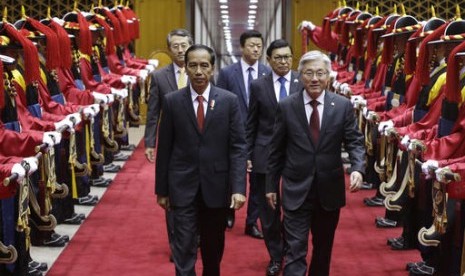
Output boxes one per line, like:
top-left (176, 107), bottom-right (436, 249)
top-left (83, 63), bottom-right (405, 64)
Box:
top-left (426, 72), bottom-right (446, 106)
top-left (11, 69), bottom-right (26, 92)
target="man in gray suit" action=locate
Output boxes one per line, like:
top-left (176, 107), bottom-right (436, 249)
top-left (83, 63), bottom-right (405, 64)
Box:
top-left (144, 28), bottom-right (193, 162)
top-left (144, 28), bottom-right (193, 262)
top-left (266, 50), bottom-right (365, 276)
top-left (156, 44), bottom-right (247, 276)
top-left (246, 39), bottom-right (302, 276)
top-left (217, 30), bottom-right (270, 237)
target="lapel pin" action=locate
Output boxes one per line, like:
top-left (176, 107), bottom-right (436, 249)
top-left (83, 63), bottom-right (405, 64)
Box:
top-left (331, 102), bottom-right (335, 106)
top-left (294, 79), bottom-right (299, 83)
top-left (209, 99), bottom-right (216, 110)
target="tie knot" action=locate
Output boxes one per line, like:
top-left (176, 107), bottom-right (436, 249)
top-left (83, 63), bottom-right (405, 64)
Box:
top-left (179, 67), bottom-right (185, 74)
top-left (310, 100), bottom-right (319, 108)
top-left (247, 67), bottom-right (254, 72)
top-left (197, 95), bottom-right (204, 103)
top-left (278, 76), bottom-right (286, 85)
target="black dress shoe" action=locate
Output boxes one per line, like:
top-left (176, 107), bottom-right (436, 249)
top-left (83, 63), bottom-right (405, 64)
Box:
top-left (75, 195), bottom-right (99, 206)
top-left (266, 260), bottom-right (282, 276)
top-left (364, 196), bottom-right (384, 207)
top-left (63, 213), bottom-right (83, 225)
top-left (361, 182), bottom-right (374, 190)
top-left (103, 163), bottom-right (121, 173)
top-left (29, 260), bottom-right (48, 272)
top-left (91, 178), bottom-right (111, 187)
top-left (376, 217), bottom-right (398, 228)
top-left (120, 144), bottom-right (136, 151)
top-left (113, 152), bottom-right (129, 161)
top-left (245, 224), bottom-right (264, 239)
top-left (406, 261), bottom-right (425, 271)
top-left (42, 235), bottom-right (66, 247)
top-left (226, 210), bottom-right (235, 229)
top-left (409, 263), bottom-right (435, 275)
top-left (390, 239), bottom-right (414, 250)
top-left (28, 267), bottom-right (43, 276)
top-left (52, 233), bottom-right (70, 243)
top-left (387, 236), bottom-right (403, 246)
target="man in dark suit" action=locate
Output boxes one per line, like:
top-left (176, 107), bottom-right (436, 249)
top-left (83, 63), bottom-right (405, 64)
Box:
top-left (217, 30), bottom-right (270, 238)
top-left (143, 28), bottom-right (193, 262)
top-left (144, 28), bottom-right (193, 162)
top-left (247, 39), bottom-right (302, 276)
top-left (156, 44), bottom-right (247, 276)
top-left (266, 50), bottom-right (365, 276)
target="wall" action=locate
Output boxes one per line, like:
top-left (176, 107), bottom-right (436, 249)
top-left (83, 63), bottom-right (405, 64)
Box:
top-left (135, 0), bottom-right (186, 65)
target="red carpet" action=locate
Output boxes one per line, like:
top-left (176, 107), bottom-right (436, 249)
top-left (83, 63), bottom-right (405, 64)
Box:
top-left (48, 142), bottom-right (419, 275)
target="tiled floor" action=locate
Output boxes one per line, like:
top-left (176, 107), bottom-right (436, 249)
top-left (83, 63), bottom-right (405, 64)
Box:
top-left (30, 125), bottom-right (146, 274)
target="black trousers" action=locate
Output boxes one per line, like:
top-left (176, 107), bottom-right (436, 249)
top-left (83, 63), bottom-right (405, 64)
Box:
top-left (256, 173), bottom-right (283, 261)
top-left (172, 196), bottom-right (228, 276)
top-left (283, 189), bottom-right (340, 276)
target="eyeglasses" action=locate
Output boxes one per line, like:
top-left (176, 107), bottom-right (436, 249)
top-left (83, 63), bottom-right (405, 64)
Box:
top-left (170, 43), bottom-right (189, 50)
top-left (302, 70), bottom-right (328, 79)
top-left (272, 55), bottom-right (293, 62)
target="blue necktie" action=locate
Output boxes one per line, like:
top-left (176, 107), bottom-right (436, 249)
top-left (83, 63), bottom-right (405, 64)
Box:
top-left (246, 67), bottom-right (254, 105)
top-left (278, 76), bottom-right (287, 101)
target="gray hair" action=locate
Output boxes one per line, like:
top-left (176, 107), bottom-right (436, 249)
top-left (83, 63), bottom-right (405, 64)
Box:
top-left (297, 50), bottom-right (333, 76)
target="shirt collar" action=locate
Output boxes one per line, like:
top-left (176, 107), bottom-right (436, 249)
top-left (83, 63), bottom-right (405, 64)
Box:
top-left (173, 62), bottom-right (183, 74)
top-left (190, 83), bottom-right (211, 102)
top-left (272, 71), bottom-right (292, 83)
top-left (241, 58), bottom-right (258, 73)
top-left (303, 90), bottom-right (325, 105)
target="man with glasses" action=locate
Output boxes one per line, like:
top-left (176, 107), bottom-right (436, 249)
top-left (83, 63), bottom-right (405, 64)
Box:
top-left (266, 50), bottom-right (365, 276)
top-left (217, 30), bottom-right (270, 237)
top-left (144, 28), bottom-right (194, 262)
top-left (246, 39), bottom-right (302, 276)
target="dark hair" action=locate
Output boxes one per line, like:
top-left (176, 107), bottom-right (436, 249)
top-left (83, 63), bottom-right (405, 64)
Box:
top-left (185, 44), bottom-right (216, 66)
top-left (239, 30), bottom-right (263, 47)
top-left (166, 28), bottom-right (193, 48)
top-left (266, 39), bottom-right (293, 57)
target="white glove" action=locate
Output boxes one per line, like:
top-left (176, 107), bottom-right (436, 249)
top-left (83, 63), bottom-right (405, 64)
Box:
top-left (421, 160), bottom-right (439, 179)
top-left (92, 92), bottom-right (109, 104)
top-left (435, 167), bottom-right (451, 183)
top-left (54, 118), bottom-right (73, 131)
top-left (367, 111), bottom-right (378, 121)
top-left (148, 59), bottom-right (159, 67)
top-left (340, 83), bottom-right (351, 95)
top-left (111, 88), bottom-right (128, 99)
top-left (121, 75), bottom-right (137, 85)
top-left (378, 120), bottom-right (394, 133)
top-left (11, 163), bottom-right (26, 182)
top-left (145, 64), bottom-right (155, 72)
top-left (355, 71), bottom-right (363, 82)
top-left (332, 80), bottom-right (341, 90)
top-left (66, 112), bottom-right (82, 126)
top-left (43, 131), bottom-right (62, 147)
top-left (299, 20), bottom-right (316, 31)
top-left (362, 107), bottom-right (369, 118)
top-left (350, 95), bottom-right (364, 105)
top-left (83, 104), bottom-right (100, 117)
top-left (400, 135), bottom-right (410, 148)
top-left (22, 157), bottom-right (39, 175)
top-left (139, 69), bottom-right (148, 80)
top-left (107, 94), bottom-right (115, 103)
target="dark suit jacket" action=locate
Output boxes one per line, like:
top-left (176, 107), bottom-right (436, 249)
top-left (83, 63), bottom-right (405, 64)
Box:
top-left (246, 71), bottom-right (303, 174)
top-left (266, 90), bottom-right (365, 211)
top-left (155, 86), bottom-right (247, 208)
top-left (216, 62), bottom-right (271, 121)
top-left (144, 64), bottom-right (178, 148)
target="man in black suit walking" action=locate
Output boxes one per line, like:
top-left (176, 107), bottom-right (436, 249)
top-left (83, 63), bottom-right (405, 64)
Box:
top-left (266, 50), bottom-right (365, 276)
top-left (156, 44), bottom-right (247, 276)
top-left (217, 30), bottom-right (270, 238)
top-left (144, 28), bottom-right (193, 262)
top-left (247, 39), bottom-right (302, 276)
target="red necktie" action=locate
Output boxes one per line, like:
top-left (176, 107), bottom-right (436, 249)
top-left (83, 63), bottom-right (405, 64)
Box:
top-left (197, 95), bottom-right (205, 131)
top-left (310, 100), bottom-right (320, 143)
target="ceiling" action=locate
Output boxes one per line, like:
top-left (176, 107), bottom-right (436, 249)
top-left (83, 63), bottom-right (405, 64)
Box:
top-left (196, 0), bottom-right (281, 63)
